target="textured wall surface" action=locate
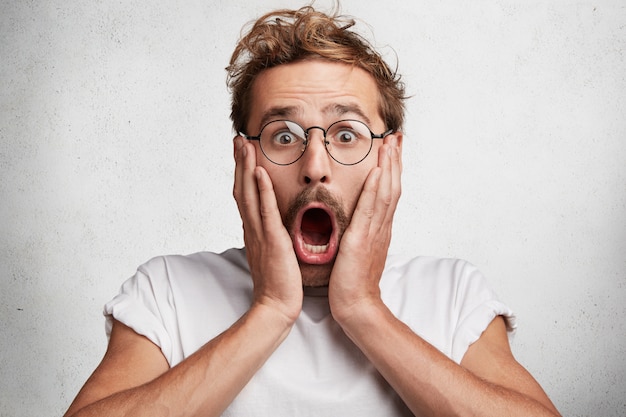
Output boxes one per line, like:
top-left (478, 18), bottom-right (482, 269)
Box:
top-left (1, 1), bottom-right (624, 416)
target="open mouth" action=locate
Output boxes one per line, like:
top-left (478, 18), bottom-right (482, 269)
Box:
top-left (301, 208), bottom-right (332, 253)
top-left (292, 204), bottom-right (339, 264)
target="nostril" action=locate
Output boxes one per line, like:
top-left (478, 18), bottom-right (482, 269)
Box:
top-left (304, 175), bottom-right (325, 184)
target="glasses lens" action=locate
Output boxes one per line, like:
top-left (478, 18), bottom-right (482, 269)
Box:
top-left (326, 120), bottom-right (373, 165)
top-left (259, 121), bottom-right (307, 165)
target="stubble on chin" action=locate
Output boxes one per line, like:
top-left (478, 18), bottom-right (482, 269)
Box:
top-left (299, 263), bottom-right (334, 287)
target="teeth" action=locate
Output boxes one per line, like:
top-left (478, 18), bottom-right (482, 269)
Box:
top-left (304, 243), bottom-right (329, 254)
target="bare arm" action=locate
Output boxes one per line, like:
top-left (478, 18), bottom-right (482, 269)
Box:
top-left (329, 135), bottom-right (560, 416)
top-left (65, 137), bottom-right (303, 417)
top-left (336, 308), bottom-right (560, 417)
top-left (65, 305), bottom-right (295, 417)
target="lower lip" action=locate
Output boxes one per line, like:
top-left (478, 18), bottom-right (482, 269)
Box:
top-left (294, 235), bottom-right (338, 264)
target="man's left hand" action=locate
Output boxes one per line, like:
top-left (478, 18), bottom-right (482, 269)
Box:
top-left (328, 134), bottom-right (402, 323)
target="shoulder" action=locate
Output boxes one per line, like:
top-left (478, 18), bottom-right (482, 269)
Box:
top-left (382, 254), bottom-right (483, 290)
top-left (382, 254), bottom-right (516, 362)
top-left (137, 247), bottom-right (249, 277)
top-left (138, 248), bottom-right (248, 272)
top-left (112, 247), bottom-right (251, 314)
top-left (105, 248), bottom-right (251, 364)
top-left (382, 253), bottom-right (505, 311)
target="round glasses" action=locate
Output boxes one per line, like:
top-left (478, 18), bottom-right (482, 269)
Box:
top-left (241, 119), bottom-right (393, 166)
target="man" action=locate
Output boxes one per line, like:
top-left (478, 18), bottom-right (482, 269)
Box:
top-left (65, 6), bottom-right (560, 417)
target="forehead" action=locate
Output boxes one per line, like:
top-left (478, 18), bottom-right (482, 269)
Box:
top-left (248, 60), bottom-right (381, 132)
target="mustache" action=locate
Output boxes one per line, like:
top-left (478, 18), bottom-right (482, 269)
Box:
top-left (283, 187), bottom-right (350, 232)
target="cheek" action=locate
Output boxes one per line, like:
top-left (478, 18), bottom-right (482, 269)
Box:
top-left (262, 165), bottom-right (295, 214)
top-left (339, 168), bottom-right (371, 215)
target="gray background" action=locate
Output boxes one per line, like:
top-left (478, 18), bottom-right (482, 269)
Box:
top-left (1, 1), bottom-right (625, 416)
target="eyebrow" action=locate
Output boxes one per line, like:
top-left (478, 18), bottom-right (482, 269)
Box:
top-left (323, 103), bottom-right (372, 126)
top-left (257, 103), bottom-right (373, 131)
top-left (258, 106), bottom-right (302, 129)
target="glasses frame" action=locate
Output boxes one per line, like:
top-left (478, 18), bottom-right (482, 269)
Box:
top-left (241, 119), bottom-right (394, 166)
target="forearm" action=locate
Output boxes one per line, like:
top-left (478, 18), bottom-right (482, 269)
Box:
top-left (336, 303), bottom-right (560, 417)
top-left (66, 303), bottom-right (295, 417)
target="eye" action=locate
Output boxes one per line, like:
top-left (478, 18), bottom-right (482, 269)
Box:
top-left (272, 131), bottom-right (299, 145)
top-left (334, 129), bottom-right (359, 144)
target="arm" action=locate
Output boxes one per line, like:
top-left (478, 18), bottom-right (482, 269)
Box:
top-left (65, 137), bottom-right (303, 417)
top-left (65, 307), bottom-right (294, 417)
top-left (337, 308), bottom-right (560, 417)
top-left (329, 135), bottom-right (561, 416)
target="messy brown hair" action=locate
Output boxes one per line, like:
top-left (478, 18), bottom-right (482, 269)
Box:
top-left (226, 5), bottom-right (406, 135)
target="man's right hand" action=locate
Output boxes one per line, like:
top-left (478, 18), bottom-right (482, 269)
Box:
top-left (232, 136), bottom-right (303, 323)
top-left (63, 137), bottom-right (305, 417)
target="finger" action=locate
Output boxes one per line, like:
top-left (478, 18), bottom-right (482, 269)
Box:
top-left (255, 166), bottom-right (290, 240)
top-left (385, 132), bottom-right (403, 172)
top-left (232, 135), bottom-right (242, 160)
top-left (370, 143), bottom-right (393, 227)
top-left (233, 136), bottom-right (244, 199)
top-left (386, 135), bottom-right (402, 217)
top-left (346, 166), bottom-right (381, 235)
top-left (351, 137), bottom-right (398, 232)
top-left (234, 140), bottom-right (262, 232)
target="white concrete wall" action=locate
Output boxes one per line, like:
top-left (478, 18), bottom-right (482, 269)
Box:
top-left (1, 1), bottom-right (624, 416)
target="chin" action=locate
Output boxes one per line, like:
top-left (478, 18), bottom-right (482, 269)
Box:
top-left (300, 262), bottom-right (333, 287)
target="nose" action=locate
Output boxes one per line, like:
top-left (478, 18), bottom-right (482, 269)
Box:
top-left (299, 129), bottom-right (331, 185)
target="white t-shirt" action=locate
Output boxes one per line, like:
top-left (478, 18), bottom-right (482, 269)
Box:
top-left (104, 248), bottom-right (515, 416)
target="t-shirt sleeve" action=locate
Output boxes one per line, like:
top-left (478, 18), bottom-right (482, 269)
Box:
top-left (450, 261), bottom-right (517, 363)
top-left (103, 257), bottom-right (177, 366)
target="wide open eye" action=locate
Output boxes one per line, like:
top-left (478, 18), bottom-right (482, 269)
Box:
top-left (262, 120), bottom-right (305, 148)
top-left (329, 120), bottom-right (370, 147)
top-left (335, 129), bottom-right (358, 144)
top-left (272, 131), bottom-right (299, 145)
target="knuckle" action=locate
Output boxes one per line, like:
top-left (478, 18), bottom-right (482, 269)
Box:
top-left (240, 197), bottom-right (254, 210)
top-left (259, 203), bottom-right (273, 219)
top-left (362, 207), bottom-right (375, 218)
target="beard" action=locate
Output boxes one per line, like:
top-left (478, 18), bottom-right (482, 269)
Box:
top-left (282, 187), bottom-right (350, 287)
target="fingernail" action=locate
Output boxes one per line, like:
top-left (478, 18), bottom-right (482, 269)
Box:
top-left (234, 136), bottom-right (243, 151)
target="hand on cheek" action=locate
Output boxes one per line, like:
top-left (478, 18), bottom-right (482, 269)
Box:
top-left (233, 137), bottom-right (303, 321)
top-left (329, 136), bottom-right (402, 322)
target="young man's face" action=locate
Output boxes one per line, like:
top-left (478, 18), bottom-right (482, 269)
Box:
top-left (245, 59), bottom-right (398, 286)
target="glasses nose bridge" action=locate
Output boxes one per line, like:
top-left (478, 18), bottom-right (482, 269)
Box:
top-left (303, 125), bottom-right (329, 144)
